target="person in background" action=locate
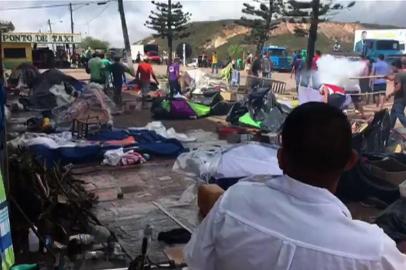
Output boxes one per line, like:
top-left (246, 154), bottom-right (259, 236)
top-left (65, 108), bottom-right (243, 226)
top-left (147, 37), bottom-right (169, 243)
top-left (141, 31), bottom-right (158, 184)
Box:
top-left (355, 30), bottom-right (368, 56)
top-left (211, 51), bottom-right (218, 74)
top-left (291, 50), bottom-right (299, 68)
top-left (87, 52), bottom-right (105, 85)
top-left (387, 57), bottom-right (406, 128)
top-left (359, 55), bottom-right (372, 104)
top-left (319, 83), bottom-right (347, 109)
top-left (185, 102), bottom-right (406, 270)
top-left (371, 54), bottom-right (391, 111)
top-left (312, 50), bottom-right (322, 71)
top-left (136, 51), bottom-right (141, 63)
top-left (100, 53), bottom-right (112, 88)
top-left (135, 57), bottom-right (159, 100)
top-left (245, 53), bottom-right (253, 74)
top-left (236, 57), bottom-right (243, 71)
top-left (110, 56), bottom-right (134, 107)
top-left (251, 54), bottom-right (262, 77)
top-left (291, 54), bottom-right (304, 92)
top-left (168, 58), bottom-right (181, 97)
top-left (261, 51), bottom-right (272, 79)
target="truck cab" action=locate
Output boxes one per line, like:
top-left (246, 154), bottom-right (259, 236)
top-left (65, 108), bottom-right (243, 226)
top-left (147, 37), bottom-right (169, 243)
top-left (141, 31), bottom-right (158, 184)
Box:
top-left (362, 39), bottom-right (402, 62)
top-left (262, 46), bottom-right (292, 72)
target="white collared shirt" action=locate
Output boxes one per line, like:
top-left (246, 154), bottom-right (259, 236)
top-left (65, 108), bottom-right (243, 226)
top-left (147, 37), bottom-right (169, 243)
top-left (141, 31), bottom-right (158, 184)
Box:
top-left (185, 175), bottom-right (406, 270)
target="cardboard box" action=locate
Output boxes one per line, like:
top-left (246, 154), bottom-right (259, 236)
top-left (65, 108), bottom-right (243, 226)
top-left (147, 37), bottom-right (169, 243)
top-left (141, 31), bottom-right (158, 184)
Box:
top-left (221, 91), bottom-right (237, 101)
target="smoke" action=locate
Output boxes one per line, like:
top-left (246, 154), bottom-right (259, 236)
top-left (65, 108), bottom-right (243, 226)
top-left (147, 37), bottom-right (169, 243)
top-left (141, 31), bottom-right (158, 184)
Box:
top-left (317, 55), bottom-right (365, 87)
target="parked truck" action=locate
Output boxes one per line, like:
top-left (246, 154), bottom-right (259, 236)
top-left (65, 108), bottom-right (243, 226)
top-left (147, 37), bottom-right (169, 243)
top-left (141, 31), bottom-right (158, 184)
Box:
top-left (262, 45), bottom-right (292, 72)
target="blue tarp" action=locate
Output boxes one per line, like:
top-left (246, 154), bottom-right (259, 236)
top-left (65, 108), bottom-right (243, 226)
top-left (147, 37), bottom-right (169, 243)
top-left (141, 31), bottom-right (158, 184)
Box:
top-left (28, 129), bottom-right (185, 167)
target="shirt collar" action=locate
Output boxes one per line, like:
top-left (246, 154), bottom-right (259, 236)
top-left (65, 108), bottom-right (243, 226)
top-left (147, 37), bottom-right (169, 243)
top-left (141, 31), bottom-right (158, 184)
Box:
top-left (266, 175), bottom-right (351, 218)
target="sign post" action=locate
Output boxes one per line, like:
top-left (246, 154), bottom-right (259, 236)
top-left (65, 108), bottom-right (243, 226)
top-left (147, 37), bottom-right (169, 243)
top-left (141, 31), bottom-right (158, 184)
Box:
top-left (1, 32), bottom-right (82, 44)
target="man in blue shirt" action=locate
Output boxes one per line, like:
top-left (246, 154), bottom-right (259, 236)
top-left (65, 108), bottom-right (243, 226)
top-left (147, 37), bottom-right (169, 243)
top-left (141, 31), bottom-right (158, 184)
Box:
top-left (371, 54), bottom-right (391, 111)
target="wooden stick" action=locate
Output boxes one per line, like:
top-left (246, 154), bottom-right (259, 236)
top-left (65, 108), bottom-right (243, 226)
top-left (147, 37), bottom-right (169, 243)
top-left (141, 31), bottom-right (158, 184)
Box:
top-left (349, 75), bottom-right (387, 79)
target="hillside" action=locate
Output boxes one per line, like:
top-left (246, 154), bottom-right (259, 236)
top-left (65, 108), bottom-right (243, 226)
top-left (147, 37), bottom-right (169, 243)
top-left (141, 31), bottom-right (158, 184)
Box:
top-left (140, 20), bottom-right (396, 60)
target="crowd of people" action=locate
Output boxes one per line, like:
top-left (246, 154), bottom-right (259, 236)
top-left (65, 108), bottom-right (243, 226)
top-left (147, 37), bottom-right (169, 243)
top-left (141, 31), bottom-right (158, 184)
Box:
top-left (85, 51), bottom-right (161, 108)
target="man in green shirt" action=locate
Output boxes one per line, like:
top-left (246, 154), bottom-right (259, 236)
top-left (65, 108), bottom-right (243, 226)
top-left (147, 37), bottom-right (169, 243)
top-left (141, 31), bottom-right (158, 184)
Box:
top-left (87, 52), bottom-right (105, 85)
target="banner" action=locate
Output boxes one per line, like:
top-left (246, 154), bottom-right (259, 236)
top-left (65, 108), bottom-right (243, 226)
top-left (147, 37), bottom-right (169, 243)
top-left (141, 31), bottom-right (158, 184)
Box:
top-left (2, 32), bottom-right (82, 44)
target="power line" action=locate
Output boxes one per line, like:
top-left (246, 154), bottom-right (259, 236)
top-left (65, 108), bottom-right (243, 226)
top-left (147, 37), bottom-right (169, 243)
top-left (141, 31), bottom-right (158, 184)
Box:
top-left (85, 2), bottom-right (111, 24)
top-left (0, 1), bottom-right (110, 11)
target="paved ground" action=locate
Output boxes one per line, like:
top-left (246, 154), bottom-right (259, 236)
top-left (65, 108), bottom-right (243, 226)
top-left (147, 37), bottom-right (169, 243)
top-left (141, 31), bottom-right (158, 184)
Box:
top-left (17, 66), bottom-right (392, 268)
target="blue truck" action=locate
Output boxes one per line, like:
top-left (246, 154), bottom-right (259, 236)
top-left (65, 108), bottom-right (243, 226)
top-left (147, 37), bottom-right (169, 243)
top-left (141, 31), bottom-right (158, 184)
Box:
top-left (355, 39), bottom-right (402, 63)
top-left (262, 46), bottom-right (292, 72)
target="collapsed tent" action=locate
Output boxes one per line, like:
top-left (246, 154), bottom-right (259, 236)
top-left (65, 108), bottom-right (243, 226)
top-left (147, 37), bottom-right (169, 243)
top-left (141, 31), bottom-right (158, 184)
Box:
top-left (227, 86), bottom-right (291, 132)
top-left (151, 89), bottom-right (232, 119)
top-left (173, 143), bottom-right (283, 189)
top-left (55, 83), bottom-right (114, 125)
top-left (14, 66), bottom-right (85, 110)
top-left (7, 63), bottom-right (40, 90)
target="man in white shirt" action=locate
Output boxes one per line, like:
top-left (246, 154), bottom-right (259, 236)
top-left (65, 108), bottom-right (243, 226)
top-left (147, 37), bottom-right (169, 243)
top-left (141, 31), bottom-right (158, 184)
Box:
top-left (185, 102), bottom-right (406, 270)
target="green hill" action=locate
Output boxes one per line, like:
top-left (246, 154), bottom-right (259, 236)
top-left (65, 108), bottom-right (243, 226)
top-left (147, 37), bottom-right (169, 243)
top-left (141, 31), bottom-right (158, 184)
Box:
top-left (139, 19), bottom-right (391, 61)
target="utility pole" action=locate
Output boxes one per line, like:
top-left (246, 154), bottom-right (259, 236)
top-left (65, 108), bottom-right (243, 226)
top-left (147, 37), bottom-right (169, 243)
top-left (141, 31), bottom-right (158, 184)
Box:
top-left (47, 19), bottom-right (52, 33)
top-left (0, 30), bottom-right (3, 86)
top-left (117, 0), bottom-right (131, 55)
top-left (69, 2), bottom-right (75, 53)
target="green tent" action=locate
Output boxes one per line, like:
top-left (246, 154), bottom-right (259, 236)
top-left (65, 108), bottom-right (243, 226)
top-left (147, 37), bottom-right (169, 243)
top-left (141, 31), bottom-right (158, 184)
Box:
top-left (238, 112), bottom-right (262, 129)
top-left (188, 102), bottom-right (211, 117)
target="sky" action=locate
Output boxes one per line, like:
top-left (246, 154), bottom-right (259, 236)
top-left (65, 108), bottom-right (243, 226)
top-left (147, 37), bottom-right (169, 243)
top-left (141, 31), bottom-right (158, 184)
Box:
top-left (1, 0), bottom-right (406, 47)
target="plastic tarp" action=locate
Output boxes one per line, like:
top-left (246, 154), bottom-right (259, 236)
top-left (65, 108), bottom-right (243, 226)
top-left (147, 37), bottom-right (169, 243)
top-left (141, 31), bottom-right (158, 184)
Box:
top-left (188, 102), bottom-right (211, 117)
top-left (173, 143), bottom-right (282, 182)
top-left (375, 198), bottom-right (406, 243)
top-left (214, 143), bottom-right (282, 179)
top-left (239, 112), bottom-right (262, 129)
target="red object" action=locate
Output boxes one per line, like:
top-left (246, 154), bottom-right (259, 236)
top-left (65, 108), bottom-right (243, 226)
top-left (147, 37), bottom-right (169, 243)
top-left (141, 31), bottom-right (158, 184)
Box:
top-left (311, 55), bottom-right (320, 70)
top-left (137, 62), bottom-right (153, 82)
top-left (322, 84), bottom-right (346, 95)
top-left (146, 51), bottom-right (162, 63)
top-left (217, 126), bottom-right (246, 140)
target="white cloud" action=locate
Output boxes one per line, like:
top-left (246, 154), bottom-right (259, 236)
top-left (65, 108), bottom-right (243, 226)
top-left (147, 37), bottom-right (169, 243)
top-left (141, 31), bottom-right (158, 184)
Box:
top-left (1, 0), bottom-right (406, 47)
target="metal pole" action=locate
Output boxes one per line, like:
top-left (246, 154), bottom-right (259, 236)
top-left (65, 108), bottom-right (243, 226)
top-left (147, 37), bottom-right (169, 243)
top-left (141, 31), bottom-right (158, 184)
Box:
top-left (70, 2), bottom-right (75, 54)
top-left (47, 19), bottom-right (52, 33)
top-left (48, 19), bottom-right (56, 52)
top-left (117, 0), bottom-right (131, 54)
top-left (0, 30), bottom-right (3, 85)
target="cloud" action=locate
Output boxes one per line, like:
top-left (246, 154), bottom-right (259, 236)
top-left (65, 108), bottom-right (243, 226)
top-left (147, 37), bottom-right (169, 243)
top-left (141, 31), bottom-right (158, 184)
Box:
top-left (1, 0), bottom-right (406, 47)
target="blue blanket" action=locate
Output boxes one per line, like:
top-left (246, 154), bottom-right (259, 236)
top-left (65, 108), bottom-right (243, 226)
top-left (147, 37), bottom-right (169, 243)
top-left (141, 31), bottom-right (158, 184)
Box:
top-left (29, 129), bottom-right (185, 167)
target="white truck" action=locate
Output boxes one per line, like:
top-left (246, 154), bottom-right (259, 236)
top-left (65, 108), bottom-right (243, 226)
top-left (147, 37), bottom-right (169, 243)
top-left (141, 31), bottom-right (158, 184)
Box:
top-left (354, 29), bottom-right (406, 54)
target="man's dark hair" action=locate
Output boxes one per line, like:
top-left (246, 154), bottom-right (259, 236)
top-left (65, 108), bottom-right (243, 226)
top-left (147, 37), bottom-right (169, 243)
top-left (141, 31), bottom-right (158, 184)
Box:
top-left (113, 56), bottom-right (121, 62)
top-left (392, 59), bottom-right (402, 69)
top-left (281, 102), bottom-right (352, 173)
top-left (378, 54), bottom-right (385, 60)
top-left (362, 30), bottom-right (367, 34)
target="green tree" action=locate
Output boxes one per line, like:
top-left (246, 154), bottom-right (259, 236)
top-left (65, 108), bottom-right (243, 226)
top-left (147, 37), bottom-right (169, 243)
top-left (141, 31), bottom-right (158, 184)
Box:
top-left (284, 0), bottom-right (355, 69)
top-left (228, 44), bottom-right (245, 59)
top-left (79, 36), bottom-right (110, 51)
top-left (145, 0), bottom-right (191, 63)
top-left (0, 21), bottom-right (14, 32)
top-left (236, 0), bottom-right (284, 54)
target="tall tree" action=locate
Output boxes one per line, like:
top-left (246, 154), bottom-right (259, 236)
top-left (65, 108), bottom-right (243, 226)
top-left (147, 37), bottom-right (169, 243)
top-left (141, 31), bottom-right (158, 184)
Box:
top-left (236, 0), bottom-right (284, 54)
top-left (145, 0), bottom-right (191, 63)
top-left (284, 0), bottom-right (355, 69)
top-left (80, 36), bottom-right (110, 51)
